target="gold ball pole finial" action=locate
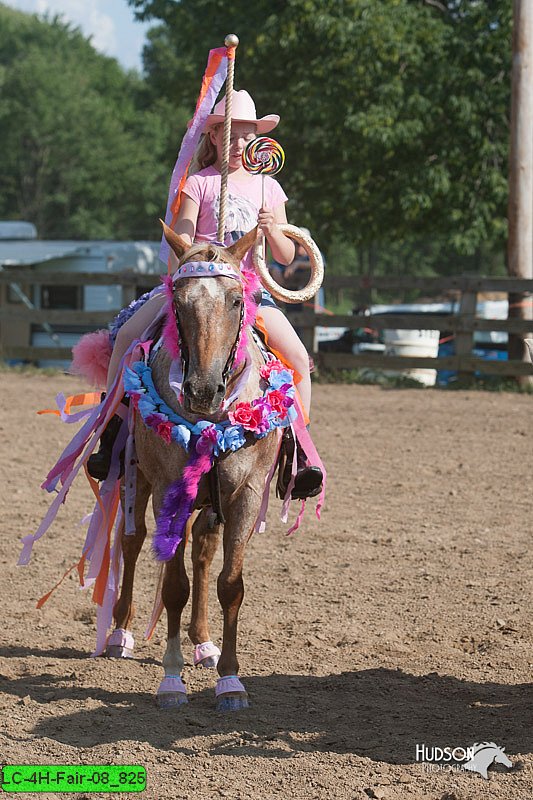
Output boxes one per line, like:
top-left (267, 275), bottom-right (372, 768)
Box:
top-left (225, 34), bottom-right (239, 48)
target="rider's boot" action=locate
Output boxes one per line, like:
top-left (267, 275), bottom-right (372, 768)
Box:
top-left (87, 395), bottom-right (127, 481)
top-left (276, 428), bottom-right (323, 500)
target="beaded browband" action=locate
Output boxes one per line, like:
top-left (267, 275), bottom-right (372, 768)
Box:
top-left (173, 260), bottom-right (241, 281)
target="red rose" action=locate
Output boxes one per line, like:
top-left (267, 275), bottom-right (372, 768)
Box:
top-left (260, 359), bottom-right (285, 381)
top-left (229, 402), bottom-right (263, 431)
top-left (156, 420), bottom-right (173, 444)
top-left (265, 389), bottom-right (288, 419)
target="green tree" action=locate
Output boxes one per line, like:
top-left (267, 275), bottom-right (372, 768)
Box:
top-left (0, 3), bottom-right (174, 239)
top-left (129, 0), bottom-right (511, 273)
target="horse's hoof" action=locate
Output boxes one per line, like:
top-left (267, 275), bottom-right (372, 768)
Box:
top-left (105, 628), bottom-right (134, 658)
top-left (216, 692), bottom-right (249, 712)
top-left (193, 641), bottom-right (221, 669)
top-left (157, 692), bottom-right (188, 709)
top-left (157, 675), bottom-right (187, 709)
top-left (215, 675), bottom-right (249, 711)
top-left (105, 645), bottom-right (134, 659)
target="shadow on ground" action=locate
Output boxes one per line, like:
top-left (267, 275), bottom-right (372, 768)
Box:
top-left (2, 659), bottom-right (530, 763)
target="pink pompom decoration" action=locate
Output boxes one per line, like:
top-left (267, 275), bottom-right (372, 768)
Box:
top-left (70, 329), bottom-right (112, 388)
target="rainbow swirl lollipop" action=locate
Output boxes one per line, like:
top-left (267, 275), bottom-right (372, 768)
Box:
top-left (242, 136), bottom-right (285, 176)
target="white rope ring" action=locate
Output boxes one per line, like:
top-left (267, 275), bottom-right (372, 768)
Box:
top-left (252, 224), bottom-right (324, 304)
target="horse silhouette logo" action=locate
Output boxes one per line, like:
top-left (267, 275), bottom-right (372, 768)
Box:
top-left (462, 742), bottom-right (512, 779)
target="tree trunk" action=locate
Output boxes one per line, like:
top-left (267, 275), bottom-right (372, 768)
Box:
top-left (507, 0), bottom-right (533, 376)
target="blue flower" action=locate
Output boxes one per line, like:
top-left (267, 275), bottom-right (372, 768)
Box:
top-left (123, 366), bottom-right (142, 392)
top-left (269, 369), bottom-right (295, 390)
top-left (192, 419), bottom-right (215, 435)
top-left (138, 397), bottom-right (155, 418)
top-left (286, 405), bottom-right (298, 423)
top-left (222, 425), bottom-right (246, 452)
top-left (172, 424), bottom-right (191, 450)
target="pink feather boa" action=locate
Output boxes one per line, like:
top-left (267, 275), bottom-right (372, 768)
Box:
top-left (162, 274), bottom-right (181, 359)
top-left (70, 329), bottom-right (112, 388)
top-left (234, 268), bottom-right (261, 366)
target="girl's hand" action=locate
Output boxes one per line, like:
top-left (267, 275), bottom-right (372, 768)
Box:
top-left (257, 206), bottom-right (276, 237)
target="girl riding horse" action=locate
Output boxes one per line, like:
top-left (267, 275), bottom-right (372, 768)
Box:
top-left (88, 90), bottom-right (323, 501)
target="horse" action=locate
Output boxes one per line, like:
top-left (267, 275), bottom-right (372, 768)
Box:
top-left (106, 224), bottom-right (299, 711)
top-left (462, 742), bottom-right (512, 779)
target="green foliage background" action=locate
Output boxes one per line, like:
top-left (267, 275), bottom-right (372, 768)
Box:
top-left (0, 3), bottom-right (174, 239)
top-left (1, 0), bottom-right (513, 277)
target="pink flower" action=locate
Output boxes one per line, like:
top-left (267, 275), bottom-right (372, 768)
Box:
top-left (129, 391), bottom-right (141, 410)
top-left (260, 359), bottom-right (287, 381)
top-left (251, 398), bottom-right (274, 433)
top-left (229, 402), bottom-right (263, 431)
top-left (146, 412), bottom-right (165, 428)
top-left (196, 425), bottom-right (218, 454)
top-left (265, 389), bottom-right (289, 420)
top-left (156, 420), bottom-right (173, 444)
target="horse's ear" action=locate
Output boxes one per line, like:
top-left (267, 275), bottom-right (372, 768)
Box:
top-left (160, 219), bottom-right (189, 260)
top-left (225, 226), bottom-right (258, 265)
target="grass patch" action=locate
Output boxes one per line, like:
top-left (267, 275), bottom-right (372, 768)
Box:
top-left (313, 367), bottom-right (533, 392)
top-left (0, 361), bottom-right (66, 378)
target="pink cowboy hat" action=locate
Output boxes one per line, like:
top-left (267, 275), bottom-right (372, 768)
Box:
top-left (203, 90), bottom-right (279, 134)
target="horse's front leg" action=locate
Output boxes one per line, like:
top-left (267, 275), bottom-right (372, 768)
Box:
top-left (105, 469), bottom-right (151, 658)
top-left (188, 509), bottom-right (222, 669)
top-left (158, 538), bottom-right (190, 708)
top-left (216, 485), bottom-right (259, 711)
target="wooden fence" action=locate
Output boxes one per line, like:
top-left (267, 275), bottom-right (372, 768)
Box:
top-left (1, 269), bottom-right (532, 378)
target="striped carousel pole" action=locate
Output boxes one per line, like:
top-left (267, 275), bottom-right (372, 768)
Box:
top-left (217, 33), bottom-right (239, 243)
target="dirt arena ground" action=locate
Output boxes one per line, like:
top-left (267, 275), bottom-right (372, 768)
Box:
top-left (0, 370), bottom-right (531, 799)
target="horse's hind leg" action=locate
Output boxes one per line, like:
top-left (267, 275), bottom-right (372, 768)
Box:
top-left (188, 509), bottom-right (222, 669)
top-left (105, 470), bottom-right (151, 658)
top-left (158, 540), bottom-right (190, 708)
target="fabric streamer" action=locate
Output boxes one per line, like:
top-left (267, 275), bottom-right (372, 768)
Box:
top-left (159, 47), bottom-right (229, 266)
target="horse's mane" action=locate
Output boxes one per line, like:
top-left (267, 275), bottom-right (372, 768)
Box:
top-left (179, 243), bottom-right (231, 266)
top-left (472, 742), bottom-right (499, 750)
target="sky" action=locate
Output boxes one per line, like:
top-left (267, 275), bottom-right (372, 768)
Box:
top-left (3, 0), bottom-right (153, 71)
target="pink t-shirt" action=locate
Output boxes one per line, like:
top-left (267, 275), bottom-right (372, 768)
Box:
top-left (182, 165), bottom-right (288, 268)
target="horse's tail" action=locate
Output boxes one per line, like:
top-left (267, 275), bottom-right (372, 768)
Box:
top-left (70, 329), bottom-right (112, 388)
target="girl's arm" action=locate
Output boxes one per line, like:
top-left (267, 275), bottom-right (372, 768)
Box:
top-left (172, 195), bottom-right (200, 246)
top-left (258, 203), bottom-right (296, 266)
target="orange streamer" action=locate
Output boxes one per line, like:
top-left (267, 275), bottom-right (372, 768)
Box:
top-left (37, 392), bottom-right (101, 417)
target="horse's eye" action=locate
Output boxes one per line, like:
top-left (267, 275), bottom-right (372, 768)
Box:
top-left (233, 297), bottom-right (243, 309)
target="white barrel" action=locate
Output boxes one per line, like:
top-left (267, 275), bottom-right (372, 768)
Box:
top-left (383, 328), bottom-right (440, 386)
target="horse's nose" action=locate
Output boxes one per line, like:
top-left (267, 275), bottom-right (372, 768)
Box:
top-left (183, 377), bottom-right (225, 411)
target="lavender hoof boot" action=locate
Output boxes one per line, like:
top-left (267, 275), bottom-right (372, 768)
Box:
top-left (157, 675), bottom-right (188, 709)
top-left (215, 675), bottom-right (249, 712)
top-left (105, 628), bottom-right (134, 659)
top-left (193, 641), bottom-right (221, 669)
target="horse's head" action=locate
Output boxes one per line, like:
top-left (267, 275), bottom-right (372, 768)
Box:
top-left (463, 742), bottom-right (512, 779)
top-left (162, 223), bottom-right (260, 416)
